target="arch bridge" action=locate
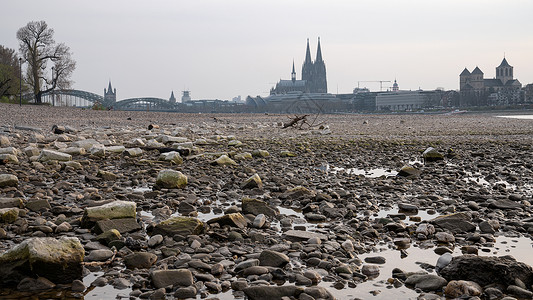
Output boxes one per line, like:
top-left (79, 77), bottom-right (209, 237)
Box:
top-left (25, 89), bottom-right (177, 110)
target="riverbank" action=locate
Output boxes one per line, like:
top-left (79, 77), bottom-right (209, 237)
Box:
top-left (1, 103), bottom-right (533, 299)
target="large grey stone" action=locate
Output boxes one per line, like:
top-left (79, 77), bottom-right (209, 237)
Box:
top-left (38, 149), bottom-right (72, 162)
top-left (243, 285), bottom-right (304, 300)
top-left (283, 230), bottom-right (328, 242)
top-left (0, 237), bottom-right (84, 286)
top-left (0, 198), bottom-right (24, 209)
top-left (152, 217), bottom-right (205, 237)
top-left (259, 250), bottom-right (290, 267)
top-left (242, 197), bottom-right (279, 217)
top-left (155, 169), bottom-right (187, 189)
top-left (431, 212), bottom-right (476, 233)
top-left (440, 255), bottom-right (533, 287)
top-left (207, 213), bottom-right (248, 229)
top-left (151, 269), bottom-right (193, 288)
top-left (94, 218), bottom-right (141, 234)
top-left (405, 274), bottom-right (447, 291)
top-left (0, 174), bottom-right (18, 187)
top-left (81, 201), bottom-right (137, 227)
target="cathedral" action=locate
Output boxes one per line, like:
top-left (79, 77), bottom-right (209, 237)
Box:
top-left (460, 57), bottom-right (522, 104)
top-left (270, 38), bottom-right (327, 95)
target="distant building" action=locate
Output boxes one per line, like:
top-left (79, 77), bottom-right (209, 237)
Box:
top-left (460, 57), bottom-right (522, 105)
top-left (181, 90), bottom-right (191, 102)
top-left (270, 38), bottom-right (327, 95)
top-left (169, 91), bottom-right (176, 104)
top-left (104, 81), bottom-right (116, 106)
top-left (392, 79), bottom-right (399, 92)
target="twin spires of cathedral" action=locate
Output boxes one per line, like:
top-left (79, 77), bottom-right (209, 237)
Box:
top-left (302, 37), bottom-right (327, 93)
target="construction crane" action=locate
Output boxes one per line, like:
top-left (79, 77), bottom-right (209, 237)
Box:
top-left (357, 80), bottom-right (392, 91)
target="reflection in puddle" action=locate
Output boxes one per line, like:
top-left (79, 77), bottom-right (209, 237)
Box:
top-left (326, 236), bottom-right (533, 300)
top-left (372, 206), bottom-right (439, 225)
top-left (83, 271), bottom-right (131, 300)
top-left (317, 164), bottom-right (398, 178)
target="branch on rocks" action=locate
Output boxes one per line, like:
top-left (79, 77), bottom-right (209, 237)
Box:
top-left (283, 114), bottom-right (326, 130)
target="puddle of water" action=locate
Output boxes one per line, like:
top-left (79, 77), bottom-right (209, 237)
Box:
top-left (83, 271), bottom-right (131, 299)
top-left (372, 206), bottom-right (439, 225)
top-left (325, 235), bottom-right (533, 300)
top-left (497, 115), bottom-right (533, 120)
top-left (317, 164), bottom-right (397, 178)
top-left (332, 167), bottom-right (398, 178)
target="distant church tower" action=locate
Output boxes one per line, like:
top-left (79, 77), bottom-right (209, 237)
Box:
top-left (496, 57), bottom-right (513, 85)
top-left (301, 37), bottom-right (327, 93)
top-left (169, 91), bottom-right (176, 104)
top-left (313, 37), bottom-right (327, 93)
top-left (104, 81), bottom-right (116, 106)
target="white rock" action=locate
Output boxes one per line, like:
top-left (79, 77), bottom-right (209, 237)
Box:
top-left (38, 149), bottom-right (72, 162)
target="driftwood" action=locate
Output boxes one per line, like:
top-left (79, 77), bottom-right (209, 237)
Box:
top-left (283, 114), bottom-right (309, 129)
top-left (283, 114), bottom-right (326, 130)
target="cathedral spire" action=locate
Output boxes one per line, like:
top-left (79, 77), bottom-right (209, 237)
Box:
top-left (316, 37), bottom-right (323, 62)
top-left (291, 60), bottom-right (296, 82)
top-left (304, 38), bottom-right (312, 64)
top-left (107, 80), bottom-right (113, 93)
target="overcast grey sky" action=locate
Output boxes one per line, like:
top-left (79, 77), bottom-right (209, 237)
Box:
top-left (2, 0), bottom-right (532, 101)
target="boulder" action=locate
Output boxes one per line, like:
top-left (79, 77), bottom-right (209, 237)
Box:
top-left (0, 135), bottom-right (10, 147)
top-left (397, 165), bottom-right (421, 177)
top-left (303, 286), bottom-right (336, 300)
top-left (38, 149), bottom-right (72, 162)
top-left (97, 170), bottom-right (118, 181)
top-left (0, 147), bottom-right (19, 155)
top-left (0, 237), bottom-right (84, 286)
top-left (207, 213), bottom-right (247, 229)
top-left (251, 149), bottom-right (270, 158)
top-left (123, 148), bottom-right (143, 157)
top-left (25, 199), bottom-right (51, 212)
top-left (489, 199), bottom-right (522, 210)
top-left (212, 154), bottom-right (237, 166)
top-left (243, 285), bottom-right (304, 300)
top-left (431, 212), bottom-right (476, 233)
top-left (405, 274), bottom-right (447, 292)
top-left (159, 151), bottom-right (183, 164)
top-left (439, 255), bottom-right (533, 287)
top-left (0, 207), bottom-right (19, 223)
top-left (242, 197), bottom-right (279, 217)
top-left (72, 139), bottom-right (100, 150)
top-left (155, 169), bottom-right (187, 189)
top-left (0, 174), bottom-right (18, 187)
top-left (0, 198), bottom-right (24, 209)
top-left (283, 230), bottom-right (328, 242)
top-left (81, 201), bottom-right (137, 228)
top-left (444, 280), bottom-right (482, 298)
top-left (280, 150), bottom-right (297, 157)
top-left (124, 252), bottom-right (157, 269)
top-left (241, 173), bottom-right (263, 189)
top-left (234, 152), bottom-right (253, 160)
top-left (60, 147), bottom-right (86, 155)
top-left (259, 250), bottom-right (290, 267)
top-left (105, 146), bottom-right (125, 154)
top-left (151, 269), bottom-right (193, 288)
top-left (0, 154), bottom-right (18, 164)
top-left (423, 147), bottom-right (444, 162)
top-left (94, 218), bottom-right (141, 234)
top-left (152, 217), bottom-right (205, 237)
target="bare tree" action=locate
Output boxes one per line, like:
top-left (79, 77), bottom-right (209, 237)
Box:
top-left (0, 45), bottom-right (23, 100)
top-left (17, 21), bottom-right (76, 103)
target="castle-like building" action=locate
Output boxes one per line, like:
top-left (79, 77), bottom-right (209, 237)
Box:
top-left (460, 58), bottom-right (522, 104)
top-left (104, 81), bottom-right (116, 106)
top-left (270, 38), bottom-right (327, 95)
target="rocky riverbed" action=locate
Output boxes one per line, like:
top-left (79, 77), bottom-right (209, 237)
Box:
top-left (1, 103), bottom-right (533, 300)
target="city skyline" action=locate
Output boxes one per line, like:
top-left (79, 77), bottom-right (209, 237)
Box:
top-left (2, 0), bottom-right (532, 100)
